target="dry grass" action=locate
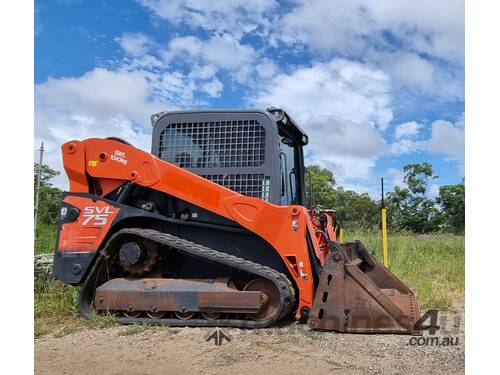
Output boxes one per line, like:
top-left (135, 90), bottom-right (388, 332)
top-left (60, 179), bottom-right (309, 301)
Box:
top-left (34, 279), bottom-right (116, 337)
top-left (34, 231), bottom-right (464, 337)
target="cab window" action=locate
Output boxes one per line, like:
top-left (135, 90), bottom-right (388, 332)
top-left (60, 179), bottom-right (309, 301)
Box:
top-left (279, 136), bottom-right (299, 205)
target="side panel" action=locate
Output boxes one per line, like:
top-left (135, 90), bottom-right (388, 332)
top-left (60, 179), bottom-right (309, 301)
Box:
top-left (53, 194), bottom-right (120, 284)
top-left (58, 196), bottom-right (120, 253)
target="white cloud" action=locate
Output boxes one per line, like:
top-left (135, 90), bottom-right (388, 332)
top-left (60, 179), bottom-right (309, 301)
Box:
top-left (116, 33), bottom-right (152, 57)
top-left (36, 1), bottom-right (465, 192)
top-left (367, 51), bottom-right (434, 91)
top-left (202, 34), bottom-right (255, 71)
top-left (277, 0), bottom-right (464, 103)
top-left (386, 167), bottom-right (406, 188)
top-left (256, 59), bottom-right (278, 79)
top-left (35, 68), bottom-right (173, 187)
top-left (166, 36), bottom-right (203, 58)
top-left (165, 34), bottom-right (256, 73)
top-left (371, 0), bottom-right (464, 63)
top-left (137, 0), bottom-right (278, 39)
top-left (36, 68), bottom-right (162, 124)
top-left (367, 50), bottom-right (463, 100)
top-left (163, 34), bottom-right (261, 86)
top-left (279, 0), bottom-right (464, 64)
top-left (189, 64), bottom-right (218, 81)
top-left (428, 183), bottom-right (440, 199)
top-left (390, 138), bottom-right (424, 156)
top-left (250, 58), bottom-right (393, 129)
top-left (134, 0), bottom-right (464, 105)
top-left (394, 121), bottom-right (423, 139)
top-left (157, 71), bottom-right (197, 103)
top-left (427, 117), bottom-right (464, 159)
top-left (250, 58), bottom-right (391, 182)
top-left (303, 119), bottom-right (386, 182)
top-left (201, 78), bottom-right (223, 97)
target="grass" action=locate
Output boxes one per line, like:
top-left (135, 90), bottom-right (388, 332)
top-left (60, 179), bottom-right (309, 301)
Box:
top-left (119, 325), bottom-right (154, 336)
top-left (346, 230), bottom-right (465, 310)
top-left (34, 278), bottom-right (117, 338)
top-left (34, 224), bottom-right (464, 337)
top-left (35, 223), bottom-right (57, 255)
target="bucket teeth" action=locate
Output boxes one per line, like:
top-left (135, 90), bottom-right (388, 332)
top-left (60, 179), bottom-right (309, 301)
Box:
top-left (308, 241), bottom-right (421, 334)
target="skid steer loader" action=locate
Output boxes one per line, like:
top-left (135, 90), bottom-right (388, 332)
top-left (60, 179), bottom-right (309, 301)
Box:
top-left (52, 108), bottom-right (420, 334)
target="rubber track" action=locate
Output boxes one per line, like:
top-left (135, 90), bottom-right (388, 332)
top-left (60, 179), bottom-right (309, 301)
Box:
top-left (95, 228), bottom-right (296, 328)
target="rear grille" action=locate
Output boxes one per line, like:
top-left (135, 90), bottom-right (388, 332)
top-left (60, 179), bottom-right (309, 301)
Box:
top-left (158, 120), bottom-right (266, 168)
top-left (202, 174), bottom-right (271, 201)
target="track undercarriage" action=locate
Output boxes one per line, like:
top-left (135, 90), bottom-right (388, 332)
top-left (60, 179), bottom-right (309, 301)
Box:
top-left (80, 229), bottom-right (419, 334)
top-left (80, 228), bottom-right (296, 328)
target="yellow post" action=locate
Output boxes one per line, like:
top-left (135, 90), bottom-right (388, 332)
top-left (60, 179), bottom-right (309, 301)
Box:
top-left (338, 228), bottom-right (345, 243)
top-left (381, 207), bottom-right (388, 267)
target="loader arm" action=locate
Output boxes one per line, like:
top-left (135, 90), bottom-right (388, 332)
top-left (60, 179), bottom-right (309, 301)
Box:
top-left (62, 138), bottom-right (320, 315)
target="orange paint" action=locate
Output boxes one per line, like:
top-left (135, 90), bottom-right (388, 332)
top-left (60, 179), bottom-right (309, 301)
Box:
top-left (61, 138), bottom-right (334, 313)
top-left (58, 196), bottom-right (120, 253)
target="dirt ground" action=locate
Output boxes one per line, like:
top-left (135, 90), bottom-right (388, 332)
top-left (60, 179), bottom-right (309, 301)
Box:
top-left (35, 304), bottom-right (464, 375)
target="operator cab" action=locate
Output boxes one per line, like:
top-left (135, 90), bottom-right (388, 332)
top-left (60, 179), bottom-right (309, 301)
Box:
top-left (151, 107), bottom-right (308, 206)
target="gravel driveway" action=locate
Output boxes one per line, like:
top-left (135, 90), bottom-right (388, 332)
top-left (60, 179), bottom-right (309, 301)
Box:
top-left (35, 306), bottom-right (464, 375)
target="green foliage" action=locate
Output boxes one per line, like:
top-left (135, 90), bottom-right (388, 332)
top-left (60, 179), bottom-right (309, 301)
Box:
top-left (307, 162), bottom-right (464, 233)
top-left (403, 162), bottom-right (437, 194)
top-left (34, 279), bottom-right (79, 337)
top-left (331, 187), bottom-right (379, 230)
top-left (34, 163), bottom-right (60, 188)
top-left (306, 165), bottom-right (379, 230)
top-left (35, 163), bottom-right (63, 225)
top-left (386, 163), bottom-right (441, 233)
top-left (35, 164), bottom-right (61, 255)
top-left (37, 186), bottom-right (63, 225)
top-left (35, 278), bottom-right (116, 337)
top-left (436, 183), bottom-right (465, 233)
top-left (119, 325), bottom-right (156, 336)
top-left (306, 165), bottom-right (336, 207)
top-left (35, 223), bottom-right (57, 254)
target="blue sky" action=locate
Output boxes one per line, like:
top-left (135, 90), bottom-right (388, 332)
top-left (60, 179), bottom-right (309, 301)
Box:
top-left (35, 0), bottom-right (465, 196)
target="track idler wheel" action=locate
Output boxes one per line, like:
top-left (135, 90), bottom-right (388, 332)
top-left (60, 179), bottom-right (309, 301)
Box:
top-left (175, 311), bottom-right (194, 320)
top-left (147, 311), bottom-right (165, 319)
top-left (201, 312), bottom-right (221, 320)
top-left (243, 278), bottom-right (279, 321)
top-left (123, 310), bottom-right (141, 318)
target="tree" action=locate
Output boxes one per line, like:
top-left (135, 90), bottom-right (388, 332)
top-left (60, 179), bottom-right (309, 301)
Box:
top-left (306, 165), bottom-right (379, 229)
top-left (386, 163), bottom-right (441, 232)
top-left (306, 165), bottom-right (336, 208)
top-left (331, 188), bottom-right (379, 229)
top-left (34, 164), bottom-right (62, 225)
top-left (34, 163), bottom-right (60, 188)
top-left (436, 183), bottom-right (465, 233)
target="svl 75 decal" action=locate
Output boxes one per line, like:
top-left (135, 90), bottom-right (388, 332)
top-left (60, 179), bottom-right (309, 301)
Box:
top-left (82, 206), bottom-right (115, 226)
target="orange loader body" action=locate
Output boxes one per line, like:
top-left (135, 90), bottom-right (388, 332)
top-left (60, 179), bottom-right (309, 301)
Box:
top-left (53, 109), bottom-right (421, 333)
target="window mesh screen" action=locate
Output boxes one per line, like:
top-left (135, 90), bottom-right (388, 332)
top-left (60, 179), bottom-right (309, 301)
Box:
top-left (158, 119), bottom-right (270, 201)
top-left (201, 174), bottom-right (271, 201)
top-left (158, 120), bottom-right (266, 168)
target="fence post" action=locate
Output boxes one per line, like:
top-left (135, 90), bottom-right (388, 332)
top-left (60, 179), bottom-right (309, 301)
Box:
top-left (381, 177), bottom-right (389, 267)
